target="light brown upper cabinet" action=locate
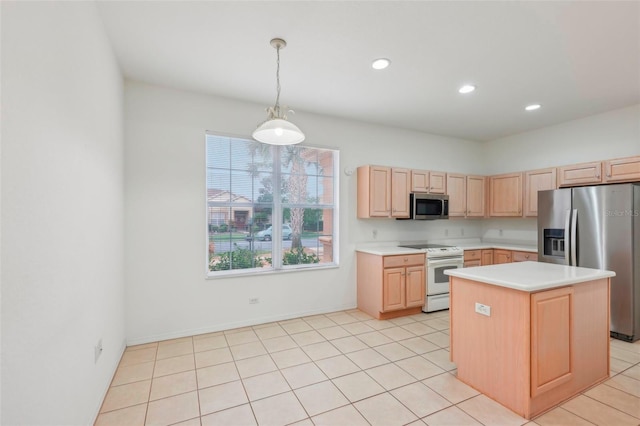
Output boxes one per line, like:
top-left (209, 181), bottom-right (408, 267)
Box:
top-left (489, 173), bottom-right (523, 217)
top-left (447, 174), bottom-right (466, 217)
top-left (357, 165), bottom-right (391, 218)
top-left (357, 165), bottom-right (411, 219)
top-left (466, 175), bottom-right (486, 217)
top-left (447, 174), bottom-right (486, 218)
top-left (391, 168), bottom-right (411, 218)
top-left (524, 168), bottom-right (557, 217)
top-left (603, 156), bottom-right (640, 183)
top-left (557, 161), bottom-right (602, 187)
top-left (411, 170), bottom-right (446, 194)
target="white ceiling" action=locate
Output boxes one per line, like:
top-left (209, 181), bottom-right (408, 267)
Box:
top-left (96, 1), bottom-right (640, 142)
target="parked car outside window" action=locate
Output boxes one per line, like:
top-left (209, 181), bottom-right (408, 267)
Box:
top-left (255, 224), bottom-right (292, 241)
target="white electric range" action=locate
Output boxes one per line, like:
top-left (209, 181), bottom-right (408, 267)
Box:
top-left (398, 243), bottom-right (464, 312)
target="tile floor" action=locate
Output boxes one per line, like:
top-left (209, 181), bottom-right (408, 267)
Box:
top-left (95, 309), bottom-right (640, 426)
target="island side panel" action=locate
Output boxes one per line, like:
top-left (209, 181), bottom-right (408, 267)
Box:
top-left (356, 252), bottom-right (384, 318)
top-left (529, 278), bottom-right (610, 418)
top-left (450, 277), bottom-right (531, 417)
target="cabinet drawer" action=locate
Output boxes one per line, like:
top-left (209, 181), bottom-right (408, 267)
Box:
top-left (513, 251), bottom-right (538, 262)
top-left (464, 260), bottom-right (482, 267)
top-left (464, 250), bottom-right (481, 261)
top-left (383, 254), bottom-right (425, 268)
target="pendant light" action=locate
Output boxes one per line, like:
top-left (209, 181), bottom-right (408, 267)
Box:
top-left (252, 38), bottom-right (305, 145)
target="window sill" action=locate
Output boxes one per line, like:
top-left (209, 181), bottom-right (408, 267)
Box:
top-left (206, 263), bottom-right (339, 279)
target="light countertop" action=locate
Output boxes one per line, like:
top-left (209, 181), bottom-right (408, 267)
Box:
top-left (356, 241), bottom-right (537, 256)
top-left (445, 261), bottom-right (615, 292)
top-left (454, 242), bottom-right (537, 253)
top-left (356, 246), bottom-right (425, 256)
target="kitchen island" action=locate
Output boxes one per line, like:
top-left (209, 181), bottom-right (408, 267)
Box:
top-left (445, 261), bottom-right (615, 419)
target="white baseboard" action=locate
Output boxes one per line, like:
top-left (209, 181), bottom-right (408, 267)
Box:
top-left (126, 303), bottom-right (357, 346)
top-left (89, 338), bottom-right (127, 425)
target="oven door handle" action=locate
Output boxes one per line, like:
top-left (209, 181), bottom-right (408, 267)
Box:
top-left (427, 257), bottom-right (463, 267)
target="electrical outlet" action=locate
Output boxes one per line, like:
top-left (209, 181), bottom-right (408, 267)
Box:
top-left (499, 229), bottom-right (503, 236)
top-left (461, 228), bottom-right (465, 236)
top-left (249, 297), bottom-right (259, 304)
top-left (372, 229), bottom-right (378, 239)
top-left (445, 229), bottom-right (449, 236)
top-left (94, 338), bottom-right (103, 363)
top-left (475, 303), bottom-right (491, 317)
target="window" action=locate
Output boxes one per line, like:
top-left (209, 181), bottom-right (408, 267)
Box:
top-left (206, 134), bottom-right (338, 275)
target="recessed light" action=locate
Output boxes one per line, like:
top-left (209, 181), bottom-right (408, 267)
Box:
top-left (458, 85), bottom-right (476, 94)
top-left (525, 104), bottom-right (541, 111)
top-left (372, 58), bottom-right (390, 70)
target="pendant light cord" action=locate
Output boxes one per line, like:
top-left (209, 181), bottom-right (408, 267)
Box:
top-left (274, 44), bottom-right (281, 116)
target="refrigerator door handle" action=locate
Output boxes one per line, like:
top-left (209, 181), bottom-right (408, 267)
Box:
top-left (564, 209), bottom-right (572, 265)
top-left (571, 209), bottom-right (578, 266)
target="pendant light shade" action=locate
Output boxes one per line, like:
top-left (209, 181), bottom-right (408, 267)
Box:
top-left (253, 118), bottom-right (305, 145)
top-left (253, 38), bottom-right (305, 145)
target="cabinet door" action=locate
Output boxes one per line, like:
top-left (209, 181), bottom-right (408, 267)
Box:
top-left (405, 265), bottom-right (425, 307)
top-left (512, 251), bottom-right (538, 262)
top-left (489, 173), bottom-right (523, 217)
top-left (466, 175), bottom-right (486, 217)
top-left (357, 165), bottom-right (391, 218)
top-left (494, 249), bottom-right (512, 264)
top-left (411, 170), bottom-right (430, 192)
top-left (429, 171), bottom-right (447, 194)
top-left (481, 249), bottom-right (494, 265)
top-left (603, 156), bottom-right (640, 183)
top-left (558, 162), bottom-right (602, 187)
top-left (391, 168), bottom-right (410, 218)
top-left (531, 287), bottom-right (573, 397)
top-left (446, 173), bottom-right (467, 217)
top-left (383, 267), bottom-right (406, 311)
top-left (524, 168), bottom-right (557, 217)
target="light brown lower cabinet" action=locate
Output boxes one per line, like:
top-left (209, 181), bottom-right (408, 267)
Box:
top-left (463, 250), bottom-right (481, 267)
top-left (357, 252), bottom-right (425, 319)
top-left (450, 277), bottom-right (610, 419)
top-left (494, 249), bottom-right (512, 264)
top-left (513, 251), bottom-right (538, 262)
top-left (481, 249), bottom-right (494, 265)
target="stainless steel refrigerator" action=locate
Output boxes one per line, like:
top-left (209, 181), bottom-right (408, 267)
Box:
top-left (538, 183), bottom-right (640, 342)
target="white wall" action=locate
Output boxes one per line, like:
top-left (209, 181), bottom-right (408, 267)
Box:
top-left (483, 104), bottom-right (640, 175)
top-left (124, 81), bottom-right (485, 344)
top-left (481, 104), bottom-right (640, 243)
top-left (1, 2), bottom-right (125, 425)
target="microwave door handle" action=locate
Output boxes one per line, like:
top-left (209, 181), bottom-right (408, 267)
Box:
top-left (571, 209), bottom-right (578, 266)
top-left (441, 199), bottom-right (446, 216)
top-left (564, 209), bottom-right (571, 265)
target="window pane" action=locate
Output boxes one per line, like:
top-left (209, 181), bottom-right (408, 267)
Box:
top-left (281, 207), bottom-right (334, 266)
top-left (206, 133), bottom-right (337, 275)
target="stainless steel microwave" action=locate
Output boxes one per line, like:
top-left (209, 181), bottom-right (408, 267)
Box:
top-left (409, 193), bottom-right (449, 220)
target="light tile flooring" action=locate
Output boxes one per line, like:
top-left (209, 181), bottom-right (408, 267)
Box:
top-left (95, 309), bottom-right (640, 426)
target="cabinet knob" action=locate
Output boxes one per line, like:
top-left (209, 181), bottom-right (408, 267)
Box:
top-left (606, 172), bottom-right (611, 177)
top-left (404, 257), bottom-right (408, 262)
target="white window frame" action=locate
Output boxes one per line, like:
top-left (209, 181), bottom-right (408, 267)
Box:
top-left (205, 132), bottom-right (339, 278)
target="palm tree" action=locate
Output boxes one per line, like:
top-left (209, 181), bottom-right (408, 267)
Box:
top-left (281, 146), bottom-right (310, 249)
top-left (248, 143), bottom-right (315, 250)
